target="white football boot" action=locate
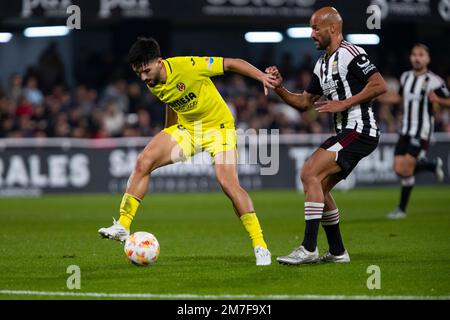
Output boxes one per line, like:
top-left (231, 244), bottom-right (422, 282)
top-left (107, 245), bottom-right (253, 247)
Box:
top-left (320, 250), bottom-right (351, 263)
top-left (98, 218), bottom-right (130, 242)
top-left (276, 245), bottom-right (319, 265)
top-left (387, 208), bottom-right (407, 220)
top-left (254, 246), bottom-right (271, 266)
top-left (435, 157), bottom-right (444, 182)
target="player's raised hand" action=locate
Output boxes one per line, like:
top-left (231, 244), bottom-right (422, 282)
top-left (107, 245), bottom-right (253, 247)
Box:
top-left (265, 66), bottom-right (283, 88)
top-left (265, 66), bottom-right (278, 74)
top-left (314, 100), bottom-right (349, 113)
top-left (260, 72), bottom-right (278, 96)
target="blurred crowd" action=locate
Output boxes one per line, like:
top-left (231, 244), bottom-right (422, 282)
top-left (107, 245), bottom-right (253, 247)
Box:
top-left (1, 46), bottom-right (449, 139)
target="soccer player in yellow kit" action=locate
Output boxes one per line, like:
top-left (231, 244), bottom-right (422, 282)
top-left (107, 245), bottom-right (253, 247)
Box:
top-left (98, 37), bottom-right (277, 265)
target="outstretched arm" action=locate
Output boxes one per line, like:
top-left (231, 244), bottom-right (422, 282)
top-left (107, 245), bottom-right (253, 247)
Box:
top-left (223, 58), bottom-right (277, 95)
top-left (265, 66), bottom-right (320, 111)
top-left (274, 87), bottom-right (321, 112)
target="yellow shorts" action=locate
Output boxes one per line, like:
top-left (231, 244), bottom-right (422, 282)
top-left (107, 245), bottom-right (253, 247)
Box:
top-left (163, 122), bottom-right (237, 159)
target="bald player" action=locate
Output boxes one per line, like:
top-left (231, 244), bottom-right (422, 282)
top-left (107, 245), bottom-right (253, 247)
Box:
top-left (266, 7), bottom-right (387, 265)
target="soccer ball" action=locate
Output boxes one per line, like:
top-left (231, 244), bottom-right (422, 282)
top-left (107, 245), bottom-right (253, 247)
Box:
top-left (124, 232), bottom-right (160, 266)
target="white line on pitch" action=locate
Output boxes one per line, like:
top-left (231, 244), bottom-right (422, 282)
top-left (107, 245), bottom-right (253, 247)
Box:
top-left (0, 290), bottom-right (449, 300)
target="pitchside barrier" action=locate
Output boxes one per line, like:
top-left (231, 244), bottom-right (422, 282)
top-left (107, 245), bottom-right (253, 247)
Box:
top-left (0, 133), bottom-right (449, 196)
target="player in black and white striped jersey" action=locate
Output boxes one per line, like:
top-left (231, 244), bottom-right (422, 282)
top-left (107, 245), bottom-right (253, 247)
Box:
top-left (388, 44), bottom-right (450, 220)
top-left (315, 39), bottom-right (380, 138)
top-left (266, 7), bottom-right (387, 265)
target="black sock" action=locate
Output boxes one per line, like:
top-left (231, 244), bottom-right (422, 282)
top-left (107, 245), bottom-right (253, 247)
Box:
top-left (414, 158), bottom-right (436, 174)
top-left (399, 185), bottom-right (413, 212)
top-left (322, 224), bottom-right (345, 256)
top-left (302, 219), bottom-right (320, 252)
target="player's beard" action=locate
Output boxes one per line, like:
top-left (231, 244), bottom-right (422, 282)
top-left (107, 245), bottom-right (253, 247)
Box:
top-left (146, 74), bottom-right (161, 87)
top-left (146, 80), bottom-right (156, 87)
top-left (412, 61), bottom-right (426, 72)
top-left (316, 34), bottom-right (331, 50)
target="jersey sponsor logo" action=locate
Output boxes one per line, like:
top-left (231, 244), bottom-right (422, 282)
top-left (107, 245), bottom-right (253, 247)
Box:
top-left (205, 57), bottom-right (214, 70)
top-left (176, 82), bottom-right (186, 92)
top-left (168, 92), bottom-right (198, 111)
top-left (322, 79), bottom-right (340, 96)
top-left (404, 92), bottom-right (424, 101)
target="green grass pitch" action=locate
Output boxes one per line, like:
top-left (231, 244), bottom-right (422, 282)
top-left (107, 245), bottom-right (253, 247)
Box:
top-left (0, 186), bottom-right (449, 300)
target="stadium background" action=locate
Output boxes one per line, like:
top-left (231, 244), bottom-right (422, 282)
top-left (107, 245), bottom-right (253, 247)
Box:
top-left (0, 0), bottom-right (449, 195)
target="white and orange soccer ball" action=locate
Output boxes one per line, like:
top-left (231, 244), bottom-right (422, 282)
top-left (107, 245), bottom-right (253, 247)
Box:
top-left (124, 232), bottom-right (160, 266)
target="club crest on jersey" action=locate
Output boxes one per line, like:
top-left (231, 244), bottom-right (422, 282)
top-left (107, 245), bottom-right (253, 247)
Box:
top-left (332, 60), bottom-right (338, 74)
top-left (205, 57), bottom-right (214, 70)
top-left (176, 82), bottom-right (186, 92)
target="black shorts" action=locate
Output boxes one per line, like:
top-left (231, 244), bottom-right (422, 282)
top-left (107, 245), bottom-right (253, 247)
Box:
top-left (394, 135), bottom-right (429, 158)
top-left (320, 129), bottom-right (379, 179)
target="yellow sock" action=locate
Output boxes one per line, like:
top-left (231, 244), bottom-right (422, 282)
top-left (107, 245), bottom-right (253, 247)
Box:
top-left (118, 193), bottom-right (141, 231)
top-left (240, 212), bottom-right (267, 249)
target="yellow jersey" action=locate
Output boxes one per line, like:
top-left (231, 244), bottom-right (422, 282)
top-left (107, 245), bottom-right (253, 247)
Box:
top-left (148, 56), bottom-right (235, 131)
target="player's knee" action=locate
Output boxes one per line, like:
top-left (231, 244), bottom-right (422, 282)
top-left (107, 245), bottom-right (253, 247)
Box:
top-left (404, 166), bottom-right (415, 177)
top-left (394, 164), bottom-right (403, 177)
top-left (394, 160), bottom-right (405, 176)
top-left (395, 162), bottom-right (414, 178)
top-left (135, 153), bottom-right (156, 176)
top-left (300, 168), bottom-right (317, 186)
top-left (217, 176), bottom-right (239, 197)
top-left (396, 167), bottom-right (411, 178)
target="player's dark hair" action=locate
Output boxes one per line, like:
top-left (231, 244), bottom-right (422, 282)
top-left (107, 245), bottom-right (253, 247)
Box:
top-left (412, 43), bottom-right (430, 54)
top-left (127, 37), bottom-right (161, 68)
